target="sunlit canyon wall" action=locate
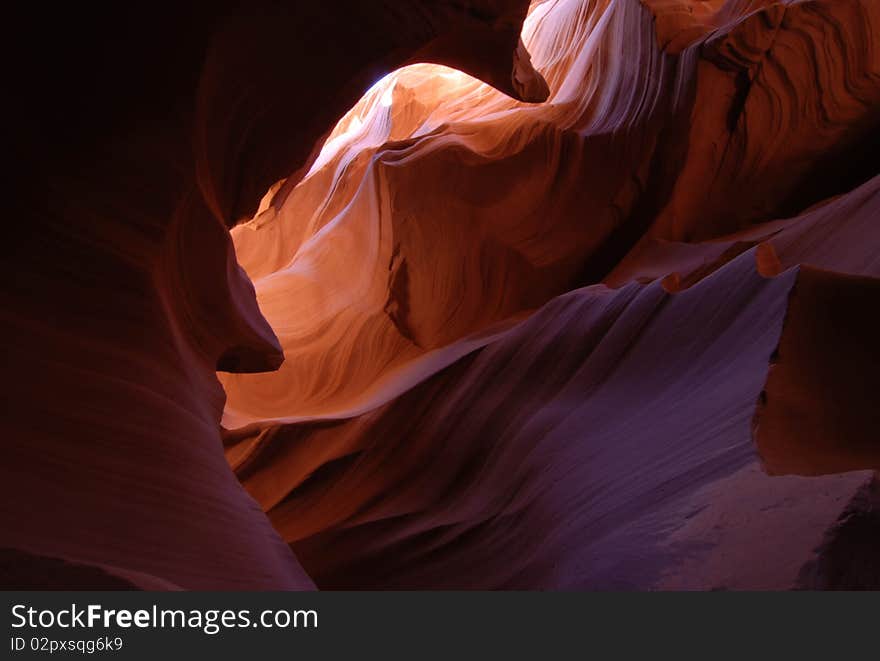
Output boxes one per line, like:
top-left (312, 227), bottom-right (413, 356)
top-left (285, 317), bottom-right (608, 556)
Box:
top-left (3, 0), bottom-right (879, 589)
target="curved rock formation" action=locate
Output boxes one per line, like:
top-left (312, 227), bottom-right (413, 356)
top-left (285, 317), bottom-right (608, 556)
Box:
top-left (4, 0), bottom-right (879, 590)
top-left (222, 0), bottom-right (880, 589)
top-left (227, 248), bottom-right (878, 589)
top-left (2, 1), bottom-right (542, 589)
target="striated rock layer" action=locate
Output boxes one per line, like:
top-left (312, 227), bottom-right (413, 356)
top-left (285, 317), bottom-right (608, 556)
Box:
top-left (223, 0), bottom-right (880, 589)
top-left (3, 0), bottom-right (880, 589)
top-left (2, 1), bottom-right (543, 589)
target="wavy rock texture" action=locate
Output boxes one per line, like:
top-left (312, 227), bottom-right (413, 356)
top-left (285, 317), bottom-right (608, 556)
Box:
top-left (3, 0), bottom-right (879, 590)
top-left (2, 1), bottom-right (541, 589)
top-left (223, 0), bottom-right (880, 589)
top-left (227, 249), bottom-right (878, 589)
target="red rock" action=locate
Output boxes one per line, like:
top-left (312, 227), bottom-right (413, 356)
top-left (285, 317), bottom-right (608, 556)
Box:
top-left (2, 1), bottom-right (541, 589)
top-left (3, 0), bottom-right (879, 590)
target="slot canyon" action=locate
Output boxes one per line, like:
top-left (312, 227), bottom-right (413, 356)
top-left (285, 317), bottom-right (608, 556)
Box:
top-left (2, 0), bottom-right (879, 590)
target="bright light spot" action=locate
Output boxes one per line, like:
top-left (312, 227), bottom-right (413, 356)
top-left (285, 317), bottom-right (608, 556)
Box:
top-left (379, 83), bottom-right (395, 108)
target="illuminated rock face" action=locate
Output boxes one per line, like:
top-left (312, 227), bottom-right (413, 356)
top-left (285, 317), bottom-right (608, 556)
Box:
top-left (3, 0), bottom-right (880, 590)
top-left (224, 0), bottom-right (880, 589)
top-left (2, 1), bottom-right (542, 589)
